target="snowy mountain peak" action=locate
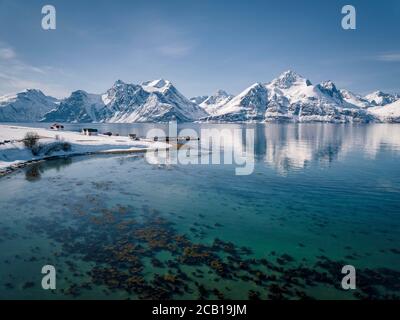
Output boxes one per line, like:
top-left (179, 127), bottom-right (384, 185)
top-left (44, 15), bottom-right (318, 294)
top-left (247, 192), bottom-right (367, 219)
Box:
top-left (271, 70), bottom-right (312, 89)
top-left (317, 81), bottom-right (343, 102)
top-left (319, 80), bottom-right (338, 92)
top-left (205, 89), bottom-right (232, 102)
top-left (245, 82), bottom-right (265, 92)
top-left (141, 79), bottom-right (172, 92)
top-left (214, 89), bottom-right (231, 97)
top-left (102, 81), bottom-right (146, 112)
top-left (113, 79), bottom-right (127, 87)
top-left (42, 90), bottom-right (105, 123)
top-left (370, 90), bottom-right (384, 96)
top-left (199, 89), bottom-right (234, 115)
top-left (280, 69), bottom-right (301, 78)
top-left (102, 78), bottom-right (207, 123)
top-left (365, 90), bottom-right (400, 106)
top-left (0, 89), bottom-right (47, 105)
top-left (71, 89), bottom-right (89, 97)
top-left (23, 88), bottom-right (44, 95)
top-left (204, 82), bottom-right (268, 121)
top-left (0, 89), bottom-right (58, 122)
top-left (69, 90), bottom-right (104, 103)
top-left (152, 79), bottom-right (169, 88)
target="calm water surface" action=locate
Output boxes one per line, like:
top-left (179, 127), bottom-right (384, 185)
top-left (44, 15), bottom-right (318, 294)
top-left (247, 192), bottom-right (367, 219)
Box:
top-left (0, 123), bottom-right (399, 299)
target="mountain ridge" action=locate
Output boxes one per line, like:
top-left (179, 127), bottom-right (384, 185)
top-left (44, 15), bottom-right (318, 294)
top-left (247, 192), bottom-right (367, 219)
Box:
top-left (0, 71), bottom-right (399, 123)
top-left (0, 89), bottom-right (59, 122)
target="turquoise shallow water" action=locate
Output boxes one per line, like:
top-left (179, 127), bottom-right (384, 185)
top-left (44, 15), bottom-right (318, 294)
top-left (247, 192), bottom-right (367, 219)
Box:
top-left (0, 123), bottom-right (399, 299)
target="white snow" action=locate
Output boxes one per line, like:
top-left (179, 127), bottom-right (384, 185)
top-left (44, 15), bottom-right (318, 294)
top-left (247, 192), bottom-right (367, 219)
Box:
top-left (213, 83), bottom-right (267, 117)
top-left (200, 90), bottom-right (233, 115)
top-left (0, 93), bottom-right (18, 105)
top-left (101, 93), bottom-right (112, 106)
top-left (339, 90), bottom-right (370, 108)
top-left (205, 71), bottom-right (378, 123)
top-left (0, 125), bottom-right (169, 171)
top-left (0, 89), bottom-right (58, 122)
top-left (369, 99), bottom-right (400, 121)
top-left (141, 79), bottom-right (171, 93)
top-left (2, 71), bottom-right (399, 124)
top-left (365, 91), bottom-right (399, 106)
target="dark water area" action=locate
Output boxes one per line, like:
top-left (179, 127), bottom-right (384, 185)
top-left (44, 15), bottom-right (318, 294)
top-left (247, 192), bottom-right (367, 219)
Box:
top-left (0, 123), bottom-right (399, 299)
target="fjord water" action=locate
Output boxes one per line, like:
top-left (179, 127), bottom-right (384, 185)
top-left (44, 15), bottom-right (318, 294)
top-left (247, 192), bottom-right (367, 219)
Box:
top-left (0, 123), bottom-right (399, 299)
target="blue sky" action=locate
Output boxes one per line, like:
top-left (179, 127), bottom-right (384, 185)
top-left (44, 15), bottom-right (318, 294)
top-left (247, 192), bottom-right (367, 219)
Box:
top-left (0, 0), bottom-right (399, 98)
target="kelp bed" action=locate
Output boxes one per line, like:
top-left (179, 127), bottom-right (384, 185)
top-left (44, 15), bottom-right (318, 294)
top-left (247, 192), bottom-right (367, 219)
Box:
top-left (21, 195), bottom-right (400, 300)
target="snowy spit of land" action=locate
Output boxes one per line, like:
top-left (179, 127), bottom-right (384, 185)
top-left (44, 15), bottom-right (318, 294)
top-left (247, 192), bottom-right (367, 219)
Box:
top-left (0, 125), bottom-right (169, 173)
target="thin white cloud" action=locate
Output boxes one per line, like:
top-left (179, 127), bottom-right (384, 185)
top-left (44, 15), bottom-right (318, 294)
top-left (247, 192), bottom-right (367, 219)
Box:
top-left (0, 47), bottom-right (16, 59)
top-left (136, 18), bottom-right (196, 59)
top-left (377, 53), bottom-right (400, 62)
top-left (0, 42), bottom-right (70, 98)
top-left (158, 44), bottom-right (193, 58)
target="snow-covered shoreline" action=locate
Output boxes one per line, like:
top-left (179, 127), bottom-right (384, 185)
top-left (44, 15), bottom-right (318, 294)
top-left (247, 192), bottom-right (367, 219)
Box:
top-left (0, 125), bottom-right (169, 175)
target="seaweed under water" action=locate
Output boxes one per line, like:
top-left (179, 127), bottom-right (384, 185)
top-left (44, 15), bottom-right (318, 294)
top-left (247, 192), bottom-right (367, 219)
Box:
top-left (24, 199), bottom-right (400, 300)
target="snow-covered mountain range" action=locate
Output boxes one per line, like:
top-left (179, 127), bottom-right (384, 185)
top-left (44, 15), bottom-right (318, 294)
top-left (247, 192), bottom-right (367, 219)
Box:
top-left (0, 89), bottom-right (59, 122)
top-left (202, 71), bottom-right (396, 123)
top-left (0, 71), bottom-right (399, 123)
top-left (43, 79), bottom-right (207, 123)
